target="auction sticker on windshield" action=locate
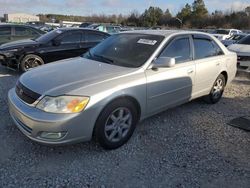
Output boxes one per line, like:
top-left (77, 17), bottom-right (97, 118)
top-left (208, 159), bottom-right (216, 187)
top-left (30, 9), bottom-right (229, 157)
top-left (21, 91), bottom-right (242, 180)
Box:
top-left (137, 39), bottom-right (157, 45)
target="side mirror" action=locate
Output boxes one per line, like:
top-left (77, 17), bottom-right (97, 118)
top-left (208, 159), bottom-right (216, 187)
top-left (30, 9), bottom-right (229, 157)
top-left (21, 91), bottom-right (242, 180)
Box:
top-left (52, 39), bottom-right (61, 46)
top-left (152, 57), bottom-right (176, 69)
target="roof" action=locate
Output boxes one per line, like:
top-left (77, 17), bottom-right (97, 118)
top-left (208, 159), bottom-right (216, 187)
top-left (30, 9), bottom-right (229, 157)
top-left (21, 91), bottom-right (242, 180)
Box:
top-left (57, 27), bottom-right (110, 35)
top-left (123, 29), bottom-right (211, 37)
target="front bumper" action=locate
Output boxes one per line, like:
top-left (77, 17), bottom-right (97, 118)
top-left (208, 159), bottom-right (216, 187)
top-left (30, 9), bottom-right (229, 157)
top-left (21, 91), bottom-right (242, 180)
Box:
top-left (238, 60), bottom-right (250, 68)
top-left (0, 51), bottom-right (17, 67)
top-left (8, 88), bottom-right (98, 145)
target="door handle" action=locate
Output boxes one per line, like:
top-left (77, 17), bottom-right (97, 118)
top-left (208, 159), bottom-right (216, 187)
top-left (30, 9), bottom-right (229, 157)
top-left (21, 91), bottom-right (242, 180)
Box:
top-left (187, 69), bottom-right (194, 74)
top-left (216, 62), bottom-right (220, 66)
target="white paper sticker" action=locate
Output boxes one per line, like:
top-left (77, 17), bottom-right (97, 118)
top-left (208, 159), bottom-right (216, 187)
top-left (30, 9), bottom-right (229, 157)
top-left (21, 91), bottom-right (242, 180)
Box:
top-left (137, 39), bottom-right (157, 45)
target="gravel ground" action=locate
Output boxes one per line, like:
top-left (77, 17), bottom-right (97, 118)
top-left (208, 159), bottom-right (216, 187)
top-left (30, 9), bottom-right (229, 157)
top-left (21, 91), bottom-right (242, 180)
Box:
top-left (0, 65), bottom-right (249, 188)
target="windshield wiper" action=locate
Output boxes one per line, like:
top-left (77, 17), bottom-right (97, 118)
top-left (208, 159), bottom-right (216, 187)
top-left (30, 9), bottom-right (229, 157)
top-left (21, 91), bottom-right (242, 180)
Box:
top-left (93, 54), bottom-right (114, 64)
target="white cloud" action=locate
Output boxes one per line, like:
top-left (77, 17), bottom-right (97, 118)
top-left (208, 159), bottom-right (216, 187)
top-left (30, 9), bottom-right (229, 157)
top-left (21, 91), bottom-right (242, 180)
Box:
top-left (205, 0), bottom-right (250, 12)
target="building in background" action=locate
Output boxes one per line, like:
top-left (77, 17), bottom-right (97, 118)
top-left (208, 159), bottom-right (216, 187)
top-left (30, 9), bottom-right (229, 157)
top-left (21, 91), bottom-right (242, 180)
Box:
top-left (4, 13), bottom-right (39, 23)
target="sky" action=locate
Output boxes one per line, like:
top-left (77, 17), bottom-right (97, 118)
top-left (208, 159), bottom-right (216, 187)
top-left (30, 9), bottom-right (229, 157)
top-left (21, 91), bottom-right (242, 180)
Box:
top-left (0, 0), bottom-right (249, 16)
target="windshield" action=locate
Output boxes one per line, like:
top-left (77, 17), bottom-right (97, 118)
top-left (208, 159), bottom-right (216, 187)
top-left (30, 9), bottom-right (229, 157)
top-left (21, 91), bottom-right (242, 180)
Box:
top-left (214, 30), bottom-right (230, 35)
top-left (35, 29), bottom-right (62, 43)
top-left (83, 33), bottom-right (164, 68)
top-left (237, 35), bottom-right (250, 45)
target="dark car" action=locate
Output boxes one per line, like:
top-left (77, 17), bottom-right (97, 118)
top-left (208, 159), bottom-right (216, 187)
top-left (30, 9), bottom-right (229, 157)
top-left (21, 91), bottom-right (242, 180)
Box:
top-left (79, 22), bottom-right (92, 28)
top-left (0, 28), bottom-right (110, 71)
top-left (26, 21), bottom-right (54, 32)
top-left (221, 33), bottom-right (247, 47)
top-left (0, 24), bottom-right (45, 45)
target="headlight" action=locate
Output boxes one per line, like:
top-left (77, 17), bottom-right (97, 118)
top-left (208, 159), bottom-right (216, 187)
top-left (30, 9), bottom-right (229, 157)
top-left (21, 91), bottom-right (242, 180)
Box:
top-left (36, 96), bottom-right (89, 113)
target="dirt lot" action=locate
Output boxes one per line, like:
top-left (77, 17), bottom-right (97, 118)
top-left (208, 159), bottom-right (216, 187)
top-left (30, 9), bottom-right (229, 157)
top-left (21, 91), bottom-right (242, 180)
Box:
top-left (0, 65), bottom-right (249, 188)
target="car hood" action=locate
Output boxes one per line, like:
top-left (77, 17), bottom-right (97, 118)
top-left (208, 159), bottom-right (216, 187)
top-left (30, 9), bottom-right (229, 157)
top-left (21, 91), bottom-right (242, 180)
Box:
top-left (19, 57), bottom-right (137, 96)
top-left (227, 44), bottom-right (250, 55)
top-left (0, 39), bottom-right (38, 50)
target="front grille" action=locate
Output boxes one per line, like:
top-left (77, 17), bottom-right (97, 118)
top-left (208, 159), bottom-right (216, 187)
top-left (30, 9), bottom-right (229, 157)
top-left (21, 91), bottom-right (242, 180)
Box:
top-left (15, 81), bottom-right (41, 104)
top-left (237, 56), bottom-right (250, 61)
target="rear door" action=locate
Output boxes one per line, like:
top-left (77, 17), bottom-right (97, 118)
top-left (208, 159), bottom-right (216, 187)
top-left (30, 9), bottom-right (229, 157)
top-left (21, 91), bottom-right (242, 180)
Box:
top-left (145, 35), bottom-right (196, 115)
top-left (0, 26), bottom-right (12, 44)
top-left (192, 34), bottom-right (224, 97)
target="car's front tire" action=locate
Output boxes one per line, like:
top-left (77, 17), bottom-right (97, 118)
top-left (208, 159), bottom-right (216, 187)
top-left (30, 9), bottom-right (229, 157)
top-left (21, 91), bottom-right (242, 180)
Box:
top-left (20, 54), bottom-right (44, 72)
top-left (94, 99), bottom-right (139, 150)
top-left (204, 74), bottom-right (226, 104)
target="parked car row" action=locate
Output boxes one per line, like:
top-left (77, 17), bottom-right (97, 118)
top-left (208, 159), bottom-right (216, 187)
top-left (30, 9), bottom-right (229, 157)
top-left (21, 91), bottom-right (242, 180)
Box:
top-left (7, 30), bottom-right (237, 149)
top-left (212, 29), bottom-right (242, 41)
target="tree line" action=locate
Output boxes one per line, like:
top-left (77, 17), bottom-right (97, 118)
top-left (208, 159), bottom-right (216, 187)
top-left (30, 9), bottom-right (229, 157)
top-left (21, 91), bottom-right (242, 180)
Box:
top-left (39, 0), bottom-right (250, 29)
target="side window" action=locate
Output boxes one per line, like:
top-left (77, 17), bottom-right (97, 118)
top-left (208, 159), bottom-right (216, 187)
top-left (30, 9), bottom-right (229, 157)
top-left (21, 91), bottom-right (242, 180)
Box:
top-left (85, 32), bottom-right (106, 42)
top-left (193, 38), bottom-right (223, 59)
top-left (15, 27), bottom-right (32, 36)
top-left (159, 37), bottom-right (191, 63)
top-left (0, 26), bottom-right (11, 36)
top-left (60, 32), bottom-right (81, 44)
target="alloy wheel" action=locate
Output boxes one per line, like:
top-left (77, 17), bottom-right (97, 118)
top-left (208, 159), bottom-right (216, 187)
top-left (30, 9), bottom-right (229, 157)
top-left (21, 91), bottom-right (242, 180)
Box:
top-left (212, 78), bottom-right (224, 99)
top-left (104, 107), bottom-right (132, 143)
top-left (24, 57), bottom-right (43, 70)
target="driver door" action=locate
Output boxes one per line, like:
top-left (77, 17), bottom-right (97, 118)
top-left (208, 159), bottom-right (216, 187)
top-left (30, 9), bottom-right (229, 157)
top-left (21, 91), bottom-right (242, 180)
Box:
top-left (40, 31), bottom-right (82, 63)
top-left (145, 35), bottom-right (196, 115)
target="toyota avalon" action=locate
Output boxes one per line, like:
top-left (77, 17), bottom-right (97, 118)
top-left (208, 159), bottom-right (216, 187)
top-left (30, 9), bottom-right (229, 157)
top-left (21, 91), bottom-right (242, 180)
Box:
top-left (8, 30), bottom-right (237, 149)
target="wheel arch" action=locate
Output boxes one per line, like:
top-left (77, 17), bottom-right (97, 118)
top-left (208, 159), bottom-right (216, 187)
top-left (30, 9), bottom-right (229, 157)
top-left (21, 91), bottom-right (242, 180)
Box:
top-left (100, 95), bottom-right (141, 121)
top-left (92, 95), bottom-right (142, 138)
top-left (220, 71), bottom-right (228, 85)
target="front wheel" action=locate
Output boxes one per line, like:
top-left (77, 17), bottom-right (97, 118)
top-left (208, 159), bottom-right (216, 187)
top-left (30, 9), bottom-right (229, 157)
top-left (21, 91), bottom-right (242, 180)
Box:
top-left (94, 99), bottom-right (139, 150)
top-left (20, 54), bottom-right (44, 72)
top-left (203, 74), bottom-right (226, 104)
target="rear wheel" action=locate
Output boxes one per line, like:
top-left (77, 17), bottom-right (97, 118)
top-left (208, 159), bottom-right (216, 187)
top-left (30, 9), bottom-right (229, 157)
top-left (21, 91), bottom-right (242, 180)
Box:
top-left (94, 99), bottom-right (138, 150)
top-left (203, 74), bottom-right (226, 104)
top-left (20, 54), bottom-right (44, 72)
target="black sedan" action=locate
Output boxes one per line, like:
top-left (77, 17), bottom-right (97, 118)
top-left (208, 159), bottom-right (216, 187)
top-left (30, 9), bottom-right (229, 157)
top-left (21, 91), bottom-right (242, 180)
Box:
top-left (0, 28), bottom-right (110, 71)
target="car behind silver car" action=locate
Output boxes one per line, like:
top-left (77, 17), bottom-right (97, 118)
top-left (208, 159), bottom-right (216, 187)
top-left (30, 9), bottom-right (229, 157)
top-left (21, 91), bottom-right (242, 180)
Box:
top-left (8, 30), bottom-right (237, 149)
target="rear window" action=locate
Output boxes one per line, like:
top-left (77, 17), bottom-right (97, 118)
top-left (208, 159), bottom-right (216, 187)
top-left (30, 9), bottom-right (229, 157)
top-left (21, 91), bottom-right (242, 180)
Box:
top-left (0, 26), bottom-right (11, 36)
top-left (194, 38), bottom-right (224, 59)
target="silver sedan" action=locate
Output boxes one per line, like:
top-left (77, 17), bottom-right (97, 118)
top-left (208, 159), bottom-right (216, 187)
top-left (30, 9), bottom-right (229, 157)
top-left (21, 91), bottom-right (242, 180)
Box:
top-left (8, 30), bottom-right (237, 149)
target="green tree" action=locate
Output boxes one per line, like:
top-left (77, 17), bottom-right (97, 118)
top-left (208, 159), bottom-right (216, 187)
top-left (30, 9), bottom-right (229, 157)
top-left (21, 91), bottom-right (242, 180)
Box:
top-left (127, 10), bottom-right (140, 26)
top-left (245, 6), bottom-right (250, 16)
top-left (159, 9), bottom-right (172, 26)
top-left (192, 0), bottom-right (208, 18)
top-left (141, 6), bottom-right (163, 27)
top-left (177, 3), bottom-right (192, 21)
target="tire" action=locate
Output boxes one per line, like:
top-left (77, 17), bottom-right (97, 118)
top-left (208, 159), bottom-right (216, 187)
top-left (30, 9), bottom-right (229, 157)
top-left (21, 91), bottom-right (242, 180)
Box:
top-left (94, 99), bottom-right (139, 150)
top-left (203, 74), bottom-right (226, 104)
top-left (20, 54), bottom-right (44, 72)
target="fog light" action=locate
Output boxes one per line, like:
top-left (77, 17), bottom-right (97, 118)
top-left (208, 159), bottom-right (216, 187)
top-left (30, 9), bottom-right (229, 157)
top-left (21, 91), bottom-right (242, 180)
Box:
top-left (40, 132), bottom-right (66, 140)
